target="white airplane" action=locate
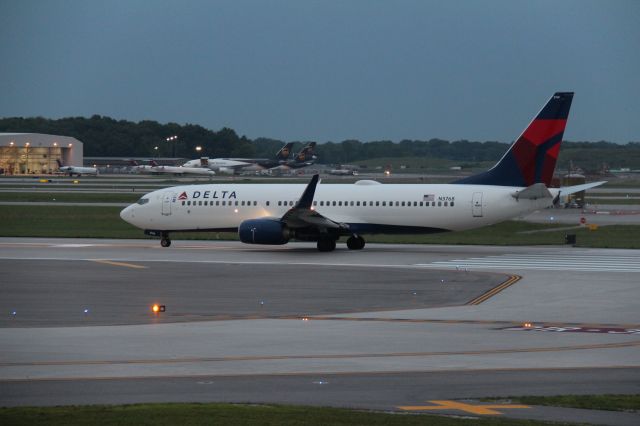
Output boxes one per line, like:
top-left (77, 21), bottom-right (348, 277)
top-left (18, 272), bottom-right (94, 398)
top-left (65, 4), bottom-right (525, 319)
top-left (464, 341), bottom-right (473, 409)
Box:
top-left (121, 92), bottom-right (604, 251)
top-left (182, 143), bottom-right (301, 174)
top-left (130, 160), bottom-right (216, 177)
top-left (181, 157), bottom-right (253, 175)
top-left (56, 159), bottom-right (98, 176)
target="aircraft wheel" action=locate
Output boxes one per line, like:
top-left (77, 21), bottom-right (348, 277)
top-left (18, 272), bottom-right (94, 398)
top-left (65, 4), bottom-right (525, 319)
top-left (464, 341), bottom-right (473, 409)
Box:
top-left (347, 235), bottom-right (365, 250)
top-left (317, 238), bottom-right (336, 252)
top-left (161, 238), bottom-right (171, 248)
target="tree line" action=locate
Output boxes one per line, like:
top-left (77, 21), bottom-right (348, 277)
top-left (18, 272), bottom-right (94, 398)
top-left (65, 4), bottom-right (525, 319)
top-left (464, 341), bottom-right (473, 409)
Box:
top-left (1, 116), bottom-right (639, 170)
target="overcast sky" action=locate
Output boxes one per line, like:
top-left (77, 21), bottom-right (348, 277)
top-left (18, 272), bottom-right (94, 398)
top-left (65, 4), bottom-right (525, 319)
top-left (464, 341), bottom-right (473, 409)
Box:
top-left (1, 0), bottom-right (638, 143)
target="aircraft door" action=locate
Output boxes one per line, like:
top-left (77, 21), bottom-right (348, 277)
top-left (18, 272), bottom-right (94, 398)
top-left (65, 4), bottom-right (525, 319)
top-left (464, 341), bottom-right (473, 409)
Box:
top-left (161, 191), bottom-right (174, 216)
top-left (472, 192), bottom-right (483, 217)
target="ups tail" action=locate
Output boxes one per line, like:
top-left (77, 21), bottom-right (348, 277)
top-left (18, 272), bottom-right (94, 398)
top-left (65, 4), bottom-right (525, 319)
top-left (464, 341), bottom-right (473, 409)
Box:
top-left (295, 142), bottom-right (317, 162)
top-left (276, 143), bottom-right (294, 160)
top-left (455, 92), bottom-right (574, 187)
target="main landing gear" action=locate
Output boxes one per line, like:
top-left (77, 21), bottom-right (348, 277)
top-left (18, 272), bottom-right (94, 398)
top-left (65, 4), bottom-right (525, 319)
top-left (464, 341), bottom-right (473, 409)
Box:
top-left (346, 235), bottom-right (365, 250)
top-left (160, 232), bottom-right (171, 248)
top-left (317, 238), bottom-right (336, 252)
top-left (316, 235), bottom-right (366, 252)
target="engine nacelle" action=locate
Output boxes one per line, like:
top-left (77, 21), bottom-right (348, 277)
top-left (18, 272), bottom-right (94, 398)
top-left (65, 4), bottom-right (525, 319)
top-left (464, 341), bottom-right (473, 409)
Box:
top-left (238, 218), bottom-right (290, 245)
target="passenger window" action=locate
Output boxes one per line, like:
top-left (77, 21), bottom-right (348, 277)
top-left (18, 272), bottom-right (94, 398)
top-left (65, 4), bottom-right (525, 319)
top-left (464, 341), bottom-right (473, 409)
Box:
top-left (432, 202), bottom-right (436, 206)
top-left (395, 201), bottom-right (399, 206)
top-left (290, 201), bottom-right (294, 206)
top-left (451, 201), bottom-right (455, 207)
top-left (278, 201), bottom-right (282, 206)
top-left (266, 201), bottom-right (270, 206)
top-left (438, 201), bottom-right (442, 207)
top-left (413, 201), bottom-right (418, 206)
top-left (222, 201), bottom-right (226, 206)
top-left (181, 201), bottom-right (185, 206)
top-left (375, 201), bottom-right (379, 206)
top-left (420, 201), bottom-right (423, 206)
top-left (444, 201), bottom-right (448, 206)
top-left (216, 201), bottom-right (220, 206)
top-left (332, 201), bottom-right (336, 206)
top-left (187, 201), bottom-right (191, 206)
top-left (254, 201), bottom-right (257, 206)
top-left (382, 201), bottom-right (386, 206)
top-left (313, 201), bottom-right (317, 206)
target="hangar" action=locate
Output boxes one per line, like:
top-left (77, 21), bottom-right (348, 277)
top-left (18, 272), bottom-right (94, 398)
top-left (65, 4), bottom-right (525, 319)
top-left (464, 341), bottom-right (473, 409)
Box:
top-left (0, 133), bottom-right (83, 175)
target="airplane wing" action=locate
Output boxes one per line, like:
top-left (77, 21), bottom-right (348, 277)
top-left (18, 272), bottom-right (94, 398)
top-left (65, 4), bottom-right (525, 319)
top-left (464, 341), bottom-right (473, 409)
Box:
top-left (280, 174), bottom-right (344, 230)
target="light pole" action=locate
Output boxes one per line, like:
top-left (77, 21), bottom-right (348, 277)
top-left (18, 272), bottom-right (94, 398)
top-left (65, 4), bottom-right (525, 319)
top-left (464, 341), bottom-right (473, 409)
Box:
top-left (166, 135), bottom-right (178, 158)
top-left (154, 146), bottom-right (159, 158)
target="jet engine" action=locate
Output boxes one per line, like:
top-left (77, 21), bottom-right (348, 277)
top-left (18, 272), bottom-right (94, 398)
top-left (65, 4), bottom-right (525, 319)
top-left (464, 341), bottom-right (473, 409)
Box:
top-left (238, 218), bottom-right (290, 245)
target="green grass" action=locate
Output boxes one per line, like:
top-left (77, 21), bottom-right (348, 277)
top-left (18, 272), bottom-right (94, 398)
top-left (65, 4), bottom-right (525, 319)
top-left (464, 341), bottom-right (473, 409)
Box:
top-left (487, 395), bottom-right (640, 413)
top-left (1, 205), bottom-right (640, 248)
top-left (0, 192), bottom-right (141, 203)
top-left (0, 403), bottom-right (569, 426)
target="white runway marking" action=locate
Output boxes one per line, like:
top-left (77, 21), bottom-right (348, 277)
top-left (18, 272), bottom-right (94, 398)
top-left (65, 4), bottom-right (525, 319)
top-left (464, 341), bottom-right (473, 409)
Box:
top-left (415, 253), bottom-right (640, 273)
top-left (50, 244), bottom-right (97, 248)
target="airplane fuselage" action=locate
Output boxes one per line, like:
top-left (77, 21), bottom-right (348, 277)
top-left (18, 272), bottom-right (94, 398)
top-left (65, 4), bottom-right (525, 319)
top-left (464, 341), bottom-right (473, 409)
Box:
top-left (120, 181), bottom-right (553, 234)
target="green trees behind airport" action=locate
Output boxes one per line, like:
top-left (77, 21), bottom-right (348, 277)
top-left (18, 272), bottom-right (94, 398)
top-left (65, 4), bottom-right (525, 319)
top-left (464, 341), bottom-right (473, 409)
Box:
top-left (1, 116), bottom-right (639, 170)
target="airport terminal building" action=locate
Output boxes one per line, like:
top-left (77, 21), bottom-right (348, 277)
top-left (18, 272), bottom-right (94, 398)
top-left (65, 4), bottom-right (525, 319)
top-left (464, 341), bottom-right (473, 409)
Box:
top-left (0, 133), bottom-right (83, 175)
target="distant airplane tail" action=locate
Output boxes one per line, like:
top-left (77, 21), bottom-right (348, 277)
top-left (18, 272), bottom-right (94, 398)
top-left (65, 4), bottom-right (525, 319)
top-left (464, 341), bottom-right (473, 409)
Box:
top-left (56, 159), bottom-right (63, 168)
top-left (276, 143), bottom-right (294, 160)
top-left (295, 142), bottom-right (317, 162)
top-left (199, 157), bottom-right (210, 167)
top-left (149, 159), bottom-right (159, 167)
top-left (455, 92), bottom-right (574, 187)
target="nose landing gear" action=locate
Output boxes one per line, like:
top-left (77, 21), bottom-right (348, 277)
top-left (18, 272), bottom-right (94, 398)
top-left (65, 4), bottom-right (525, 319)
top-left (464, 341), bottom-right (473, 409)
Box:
top-left (160, 232), bottom-right (171, 248)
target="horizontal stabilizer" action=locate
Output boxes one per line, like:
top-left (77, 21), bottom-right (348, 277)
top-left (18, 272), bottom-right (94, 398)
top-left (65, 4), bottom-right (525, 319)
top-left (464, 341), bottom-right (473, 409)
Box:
top-left (558, 181), bottom-right (607, 196)
top-left (511, 183), bottom-right (552, 200)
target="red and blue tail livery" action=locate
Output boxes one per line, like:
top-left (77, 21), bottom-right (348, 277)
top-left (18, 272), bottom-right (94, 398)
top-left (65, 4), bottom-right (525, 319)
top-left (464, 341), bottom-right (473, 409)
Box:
top-left (455, 92), bottom-right (573, 187)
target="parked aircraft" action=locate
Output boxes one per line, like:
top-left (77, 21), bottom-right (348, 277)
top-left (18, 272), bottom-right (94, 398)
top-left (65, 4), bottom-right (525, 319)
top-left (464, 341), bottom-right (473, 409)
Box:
top-left (121, 92), bottom-right (604, 251)
top-left (130, 160), bottom-right (216, 176)
top-left (182, 143), bottom-right (296, 174)
top-left (281, 142), bottom-right (317, 169)
top-left (56, 159), bottom-right (98, 176)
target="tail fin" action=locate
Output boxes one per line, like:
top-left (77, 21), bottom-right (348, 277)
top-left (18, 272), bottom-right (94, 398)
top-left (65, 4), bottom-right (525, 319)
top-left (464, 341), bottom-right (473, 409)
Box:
top-left (276, 143), bottom-right (294, 160)
top-left (296, 142), bottom-right (316, 162)
top-left (56, 159), bottom-right (63, 167)
top-left (149, 159), bottom-right (159, 167)
top-left (455, 92), bottom-right (574, 187)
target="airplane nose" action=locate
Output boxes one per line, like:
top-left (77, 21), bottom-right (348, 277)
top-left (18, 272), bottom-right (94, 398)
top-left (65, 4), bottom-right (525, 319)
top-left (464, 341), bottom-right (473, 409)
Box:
top-left (120, 205), bottom-right (133, 223)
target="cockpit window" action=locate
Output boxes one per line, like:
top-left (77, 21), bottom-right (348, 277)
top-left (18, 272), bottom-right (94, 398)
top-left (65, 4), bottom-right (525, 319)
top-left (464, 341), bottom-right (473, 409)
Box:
top-left (136, 198), bottom-right (150, 205)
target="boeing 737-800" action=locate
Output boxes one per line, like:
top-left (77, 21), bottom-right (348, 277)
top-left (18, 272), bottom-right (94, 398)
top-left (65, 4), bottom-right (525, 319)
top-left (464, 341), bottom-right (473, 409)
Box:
top-left (121, 92), bottom-right (603, 251)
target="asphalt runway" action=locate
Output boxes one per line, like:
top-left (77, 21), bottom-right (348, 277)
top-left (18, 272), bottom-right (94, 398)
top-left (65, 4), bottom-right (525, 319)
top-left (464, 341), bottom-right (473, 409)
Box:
top-left (1, 238), bottom-right (639, 425)
top-left (0, 259), bottom-right (500, 327)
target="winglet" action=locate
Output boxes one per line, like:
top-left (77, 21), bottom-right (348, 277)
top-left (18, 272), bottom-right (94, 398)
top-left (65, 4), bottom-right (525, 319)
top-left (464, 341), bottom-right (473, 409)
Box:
top-left (295, 174), bottom-right (320, 209)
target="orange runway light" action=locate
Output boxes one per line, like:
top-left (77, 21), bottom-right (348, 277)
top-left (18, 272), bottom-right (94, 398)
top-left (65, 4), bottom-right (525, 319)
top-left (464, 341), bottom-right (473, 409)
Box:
top-left (152, 304), bottom-right (166, 313)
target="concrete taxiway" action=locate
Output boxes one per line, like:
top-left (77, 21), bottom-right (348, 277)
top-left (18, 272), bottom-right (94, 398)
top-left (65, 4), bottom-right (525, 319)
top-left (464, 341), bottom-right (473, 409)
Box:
top-left (1, 238), bottom-right (639, 425)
